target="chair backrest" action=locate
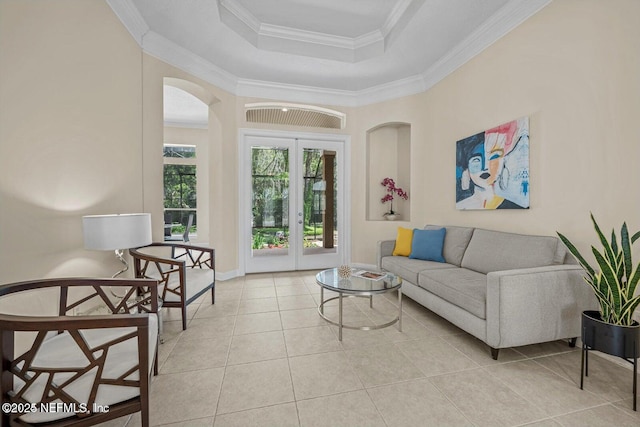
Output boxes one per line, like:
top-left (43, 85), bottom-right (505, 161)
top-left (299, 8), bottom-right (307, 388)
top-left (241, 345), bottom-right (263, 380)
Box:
top-left (183, 213), bottom-right (194, 242)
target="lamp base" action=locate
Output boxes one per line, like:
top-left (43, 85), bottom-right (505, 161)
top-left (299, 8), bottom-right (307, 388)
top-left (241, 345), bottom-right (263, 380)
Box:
top-left (111, 249), bottom-right (129, 300)
top-left (113, 249), bottom-right (129, 278)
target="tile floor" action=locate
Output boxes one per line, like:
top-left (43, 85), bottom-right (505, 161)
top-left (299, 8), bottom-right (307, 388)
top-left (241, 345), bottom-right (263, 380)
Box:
top-left (104, 271), bottom-right (640, 427)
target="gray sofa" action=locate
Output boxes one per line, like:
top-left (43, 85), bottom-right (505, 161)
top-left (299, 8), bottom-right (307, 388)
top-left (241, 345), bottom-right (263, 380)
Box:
top-left (377, 225), bottom-right (597, 359)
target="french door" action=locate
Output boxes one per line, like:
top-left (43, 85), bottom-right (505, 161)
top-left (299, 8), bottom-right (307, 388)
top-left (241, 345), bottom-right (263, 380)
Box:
top-left (240, 130), bottom-right (348, 273)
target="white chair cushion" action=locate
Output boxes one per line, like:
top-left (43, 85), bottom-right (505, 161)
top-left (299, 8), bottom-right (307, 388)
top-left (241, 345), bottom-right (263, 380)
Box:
top-left (14, 314), bottom-right (158, 423)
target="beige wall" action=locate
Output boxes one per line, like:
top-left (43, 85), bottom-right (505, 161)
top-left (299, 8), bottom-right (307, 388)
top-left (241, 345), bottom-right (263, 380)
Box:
top-left (351, 0), bottom-right (640, 265)
top-left (0, 0), bottom-right (144, 281)
top-left (1, 0), bottom-right (638, 287)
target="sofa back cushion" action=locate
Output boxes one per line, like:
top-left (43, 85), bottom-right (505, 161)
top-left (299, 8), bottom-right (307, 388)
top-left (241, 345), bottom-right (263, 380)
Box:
top-left (393, 226), bottom-right (414, 256)
top-left (425, 225), bottom-right (474, 266)
top-left (410, 228), bottom-right (446, 262)
top-left (460, 228), bottom-right (560, 274)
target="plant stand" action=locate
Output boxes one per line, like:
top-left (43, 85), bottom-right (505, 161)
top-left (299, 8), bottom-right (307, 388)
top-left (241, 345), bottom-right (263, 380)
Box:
top-left (581, 310), bottom-right (639, 411)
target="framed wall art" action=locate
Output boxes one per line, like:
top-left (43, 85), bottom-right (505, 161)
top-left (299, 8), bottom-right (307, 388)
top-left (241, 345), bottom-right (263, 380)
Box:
top-left (455, 117), bottom-right (529, 210)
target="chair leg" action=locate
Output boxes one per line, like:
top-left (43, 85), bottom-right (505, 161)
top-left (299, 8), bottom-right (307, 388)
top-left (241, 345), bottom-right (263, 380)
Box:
top-left (181, 306), bottom-right (187, 330)
top-left (153, 349), bottom-right (159, 376)
top-left (211, 285), bottom-right (215, 304)
top-left (141, 400), bottom-right (150, 427)
top-left (490, 347), bottom-right (499, 360)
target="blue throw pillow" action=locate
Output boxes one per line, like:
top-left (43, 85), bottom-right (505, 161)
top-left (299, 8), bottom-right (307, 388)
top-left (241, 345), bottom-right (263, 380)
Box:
top-left (409, 228), bottom-right (446, 262)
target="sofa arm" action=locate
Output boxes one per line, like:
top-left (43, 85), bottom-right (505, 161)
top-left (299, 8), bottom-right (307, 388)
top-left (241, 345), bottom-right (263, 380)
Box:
top-left (485, 265), bottom-right (598, 349)
top-left (376, 240), bottom-right (396, 270)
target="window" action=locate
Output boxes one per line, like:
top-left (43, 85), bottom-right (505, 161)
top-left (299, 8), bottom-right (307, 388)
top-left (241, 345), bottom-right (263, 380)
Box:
top-left (163, 144), bottom-right (197, 240)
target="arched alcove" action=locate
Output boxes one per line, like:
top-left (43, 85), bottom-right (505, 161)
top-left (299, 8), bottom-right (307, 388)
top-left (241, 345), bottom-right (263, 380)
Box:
top-left (366, 122), bottom-right (411, 221)
top-left (162, 78), bottom-right (220, 244)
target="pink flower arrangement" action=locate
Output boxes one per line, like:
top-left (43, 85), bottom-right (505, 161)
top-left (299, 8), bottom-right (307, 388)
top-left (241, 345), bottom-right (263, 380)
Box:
top-left (381, 177), bottom-right (408, 215)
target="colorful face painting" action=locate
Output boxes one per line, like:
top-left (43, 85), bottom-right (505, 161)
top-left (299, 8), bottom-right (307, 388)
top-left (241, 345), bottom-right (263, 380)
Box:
top-left (455, 117), bottom-right (529, 210)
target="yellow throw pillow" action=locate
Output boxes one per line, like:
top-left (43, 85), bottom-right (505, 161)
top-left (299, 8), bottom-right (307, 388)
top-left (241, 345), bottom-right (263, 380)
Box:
top-left (392, 227), bottom-right (414, 257)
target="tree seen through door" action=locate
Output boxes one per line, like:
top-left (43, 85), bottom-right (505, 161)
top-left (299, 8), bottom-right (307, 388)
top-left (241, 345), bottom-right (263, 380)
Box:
top-left (251, 147), bottom-right (337, 254)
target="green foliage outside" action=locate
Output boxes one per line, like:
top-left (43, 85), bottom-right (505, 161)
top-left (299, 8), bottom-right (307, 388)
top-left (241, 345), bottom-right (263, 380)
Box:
top-left (164, 163), bottom-right (197, 234)
top-left (250, 146), bottom-right (336, 232)
top-left (164, 165), bottom-right (196, 210)
top-left (251, 226), bottom-right (327, 249)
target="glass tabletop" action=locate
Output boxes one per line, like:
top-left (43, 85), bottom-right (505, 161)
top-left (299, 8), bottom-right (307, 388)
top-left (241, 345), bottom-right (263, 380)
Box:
top-left (315, 268), bottom-right (402, 294)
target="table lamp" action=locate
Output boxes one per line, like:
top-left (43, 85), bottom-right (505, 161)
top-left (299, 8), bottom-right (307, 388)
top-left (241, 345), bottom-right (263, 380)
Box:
top-left (83, 213), bottom-right (152, 278)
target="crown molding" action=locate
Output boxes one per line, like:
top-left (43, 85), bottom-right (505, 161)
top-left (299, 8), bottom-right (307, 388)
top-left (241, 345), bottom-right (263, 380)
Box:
top-left (142, 31), bottom-right (238, 95)
top-left (236, 79), bottom-right (359, 107)
top-left (355, 75), bottom-right (427, 106)
top-left (219, 0), bottom-right (261, 33)
top-left (108, 0), bottom-right (552, 107)
top-left (216, 0), bottom-right (420, 62)
top-left (259, 23), bottom-right (383, 51)
top-left (106, 0), bottom-right (149, 44)
top-left (421, 0), bottom-right (552, 92)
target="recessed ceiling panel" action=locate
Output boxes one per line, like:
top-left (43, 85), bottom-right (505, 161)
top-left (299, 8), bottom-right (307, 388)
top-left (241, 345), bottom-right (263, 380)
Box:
top-left (119, 0), bottom-right (550, 105)
top-left (234, 0), bottom-right (400, 38)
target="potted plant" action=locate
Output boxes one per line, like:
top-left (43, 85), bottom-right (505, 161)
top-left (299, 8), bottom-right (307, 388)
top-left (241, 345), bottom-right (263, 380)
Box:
top-left (557, 214), bottom-right (640, 410)
top-left (381, 177), bottom-right (408, 220)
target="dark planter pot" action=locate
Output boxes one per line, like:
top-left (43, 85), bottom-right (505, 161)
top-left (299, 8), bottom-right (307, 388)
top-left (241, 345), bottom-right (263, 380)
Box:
top-left (582, 310), bottom-right (640, 358)
top-left (581, 310), bottom-right (639, 411)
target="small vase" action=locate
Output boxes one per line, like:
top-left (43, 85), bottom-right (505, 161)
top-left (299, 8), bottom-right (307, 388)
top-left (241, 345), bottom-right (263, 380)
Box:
top-left (385, 214), bottom-right (398, 221)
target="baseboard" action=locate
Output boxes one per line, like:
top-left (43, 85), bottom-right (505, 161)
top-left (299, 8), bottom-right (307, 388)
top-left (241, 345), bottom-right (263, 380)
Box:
top-left (216, 270), bottom-right (241, 281)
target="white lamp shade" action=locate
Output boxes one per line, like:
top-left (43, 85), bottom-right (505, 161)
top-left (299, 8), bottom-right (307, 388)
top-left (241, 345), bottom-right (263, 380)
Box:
top-left (83, 213), bottom-right (152, 250)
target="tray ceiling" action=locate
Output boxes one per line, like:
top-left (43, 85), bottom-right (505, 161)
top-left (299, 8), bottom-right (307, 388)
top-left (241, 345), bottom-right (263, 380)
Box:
top-left (108, 0), bottom-right (551, 106)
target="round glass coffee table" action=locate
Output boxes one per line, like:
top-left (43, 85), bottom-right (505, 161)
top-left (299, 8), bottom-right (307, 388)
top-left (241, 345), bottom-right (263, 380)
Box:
top-left (315, 268), bottom-right (402, 340)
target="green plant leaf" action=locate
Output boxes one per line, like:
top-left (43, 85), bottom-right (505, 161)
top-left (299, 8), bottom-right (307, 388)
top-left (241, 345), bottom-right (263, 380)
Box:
top-left (611, 229), bottom-right (619, 255)
top-left (621, 222), bottom-right (633, 290)
top-left (557, 232), bottom-right (595, 278)
top-left (619, 296), bottom-right (640, 325)
top-left (592, 246), bottom-right (622, 318)
top-left (560, 216), bottom-right (640, 324)
top-left (626, 264), bottom-right (640, 304)
top-left (591, 214), bottom-right (618, 268)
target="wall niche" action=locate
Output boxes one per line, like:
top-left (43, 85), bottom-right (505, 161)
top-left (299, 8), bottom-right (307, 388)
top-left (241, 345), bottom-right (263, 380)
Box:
top-left (366, 122), bottom-right (411, 221)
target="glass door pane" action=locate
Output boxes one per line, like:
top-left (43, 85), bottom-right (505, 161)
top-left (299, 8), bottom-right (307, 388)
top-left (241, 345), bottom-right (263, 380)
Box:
top-left (242, 132), bottom-right (344, 273)
top-left (251, 146), bottom-right (290, 259)
top-left (296, 140), bottom-right (342, 271)
top-left (301, 148), bottom-right (337, 257)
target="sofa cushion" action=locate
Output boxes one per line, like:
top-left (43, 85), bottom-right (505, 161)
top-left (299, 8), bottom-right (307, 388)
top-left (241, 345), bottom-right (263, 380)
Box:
top-left (393, 227), bottom-right (414, 257)
top-left (425, 225), bottom-right (474, 266)
top-left (410, 228), bottom-right (446, 262)
top-left (418, 268), bottom-right (487, 319)
top-left (461, 229), bottom-right (560, 274)
top-left (381, 256), bottom-right (456, 285)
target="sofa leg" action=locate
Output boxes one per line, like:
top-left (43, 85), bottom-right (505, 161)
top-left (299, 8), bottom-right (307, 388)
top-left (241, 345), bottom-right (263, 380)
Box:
top-left (491, 347), bottom-right (499, 360)
top-left (568, 337), bottom-right (577, 348)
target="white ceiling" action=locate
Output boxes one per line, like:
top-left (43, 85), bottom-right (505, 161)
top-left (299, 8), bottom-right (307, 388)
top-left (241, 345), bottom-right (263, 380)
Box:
top-left (108, 0), bottom-right (551, 107)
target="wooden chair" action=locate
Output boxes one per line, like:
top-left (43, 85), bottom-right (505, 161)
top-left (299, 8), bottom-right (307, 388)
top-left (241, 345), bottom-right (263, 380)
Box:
top-left (130, 242), bottom-right (215, 330)
top-left (0, 277), bottom-right (159, 427)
